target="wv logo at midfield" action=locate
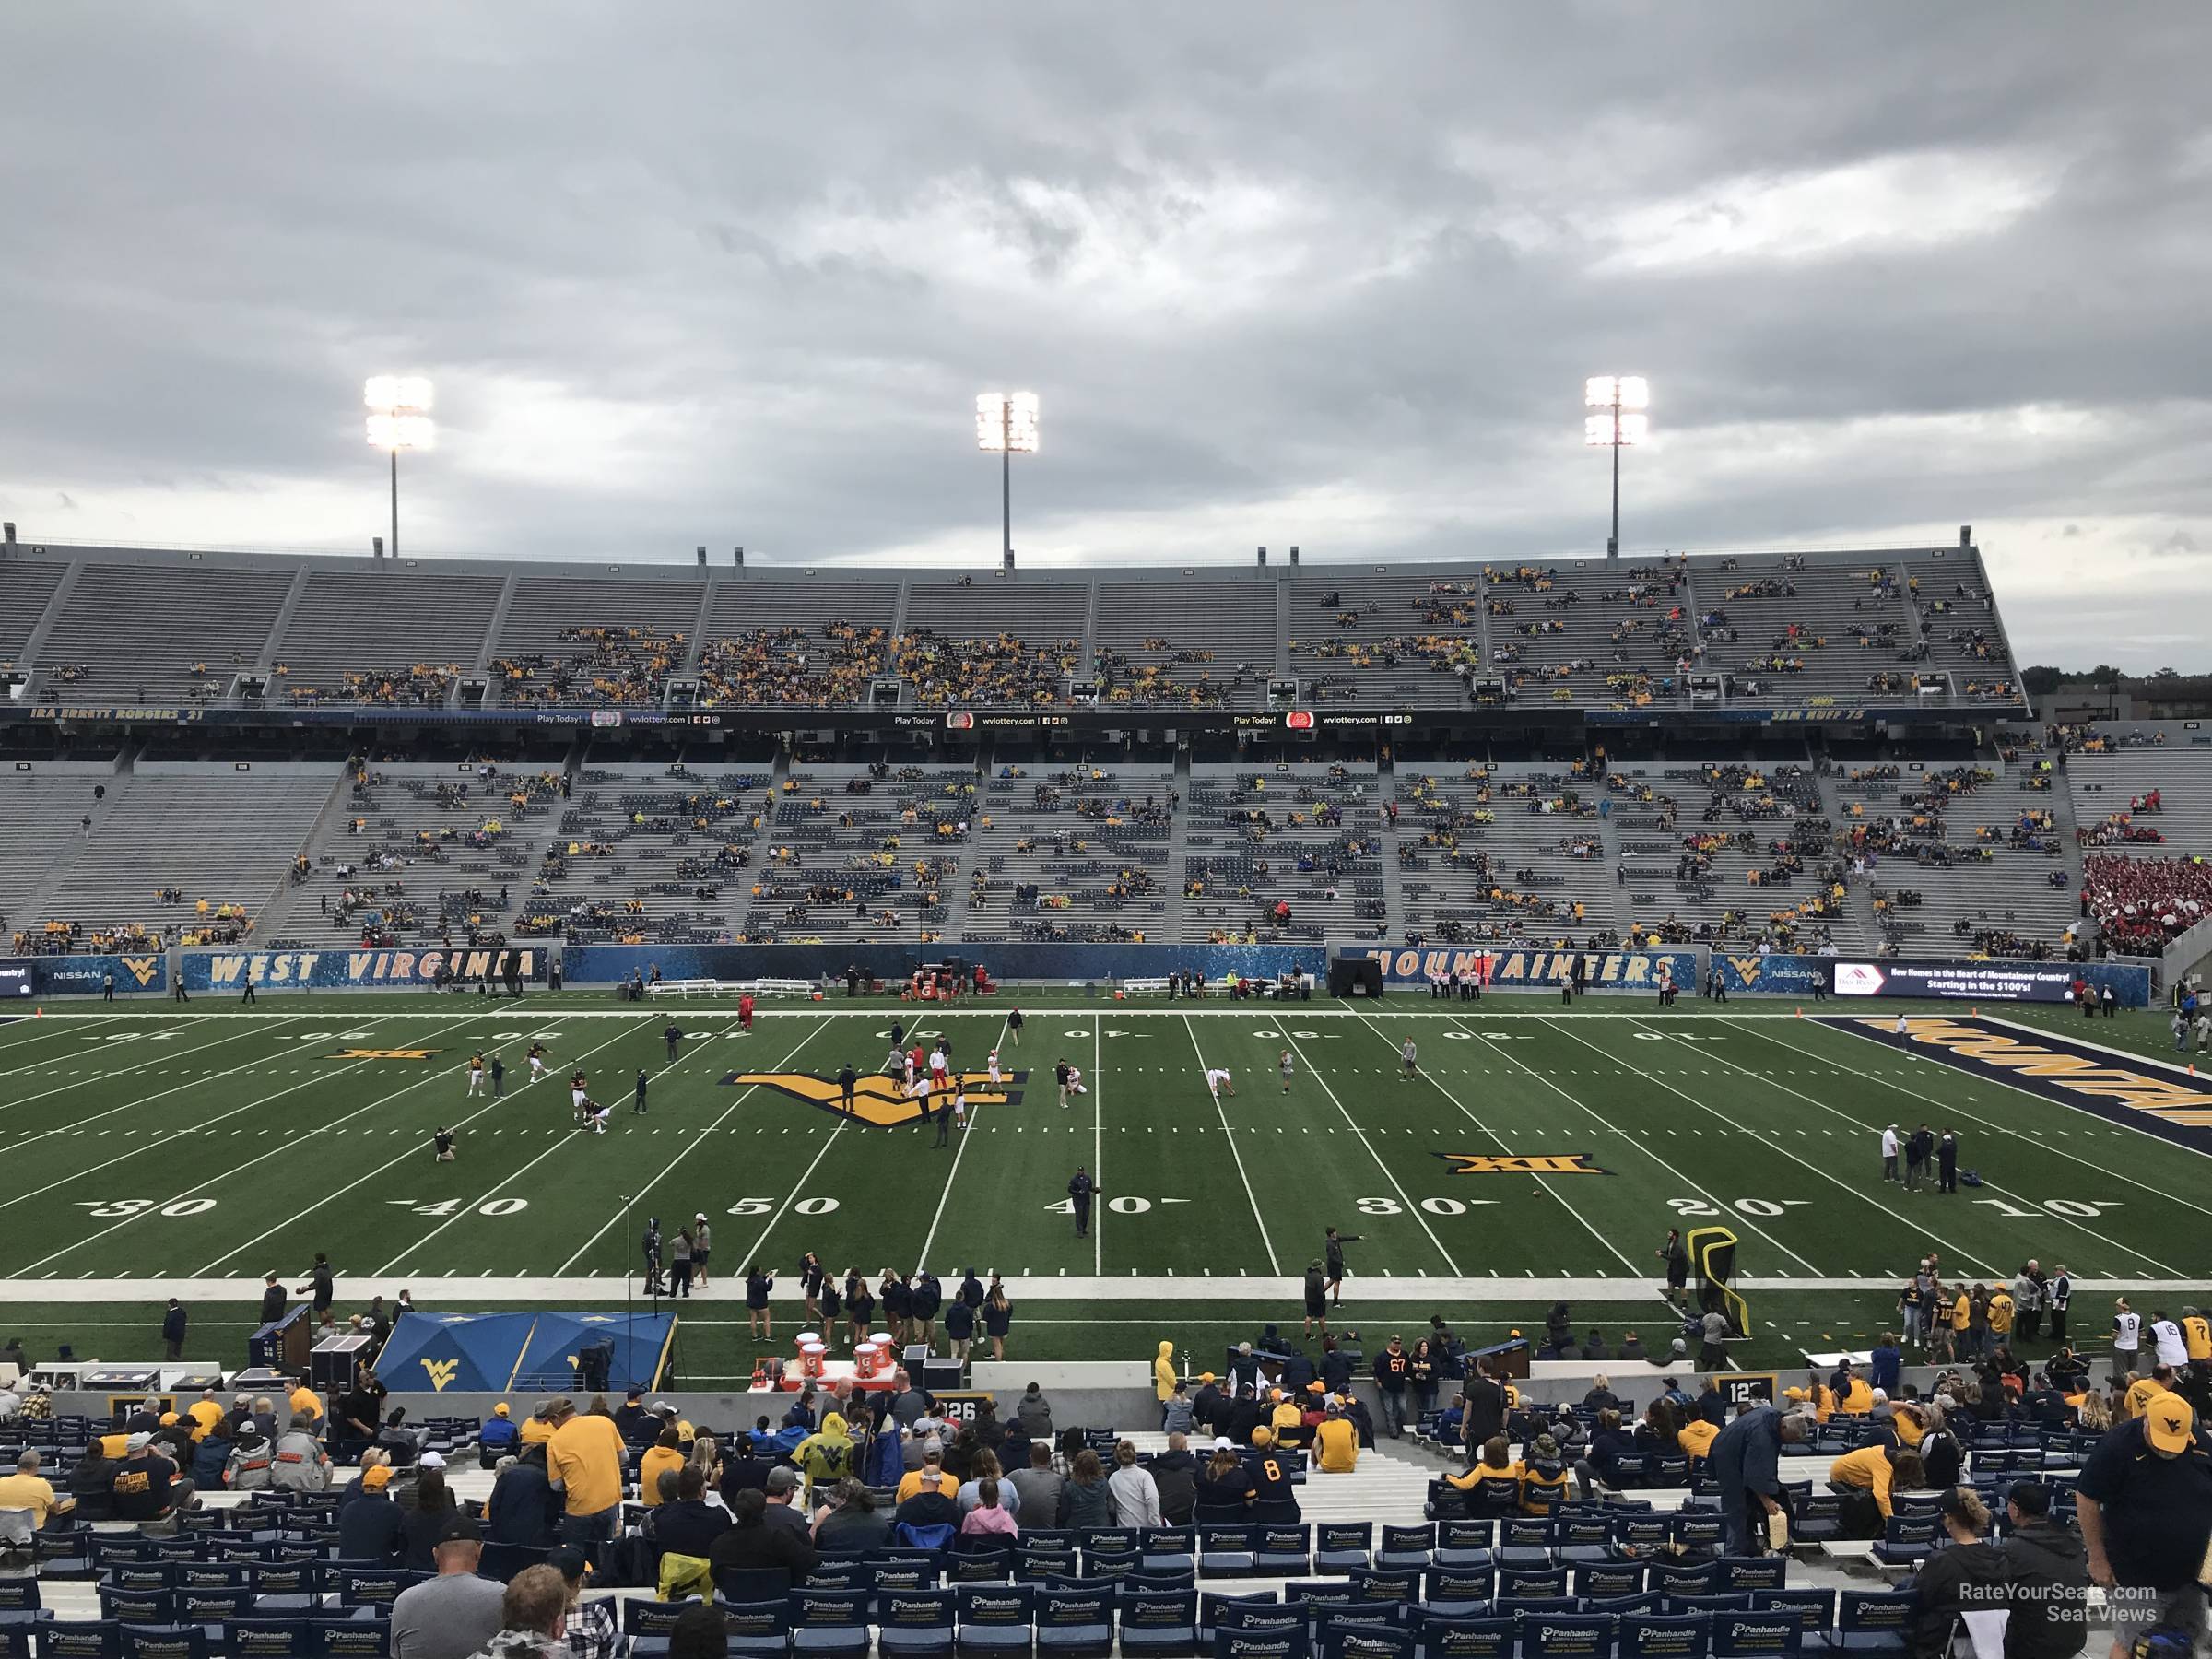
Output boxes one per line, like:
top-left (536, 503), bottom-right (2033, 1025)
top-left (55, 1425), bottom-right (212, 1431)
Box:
top-left (419, 1359), bottom-right (460, 1392)
top-left (727, 1070), bottom-right (1030, 1129)
top-left (1436, 1152), bottom-right (1612, 1175)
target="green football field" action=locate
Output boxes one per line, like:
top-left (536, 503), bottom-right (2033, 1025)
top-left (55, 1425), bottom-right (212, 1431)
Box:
top-left (2, 990), bottom-right (2206, 1382)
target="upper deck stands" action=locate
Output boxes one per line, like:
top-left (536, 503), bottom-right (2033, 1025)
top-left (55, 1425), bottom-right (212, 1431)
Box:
top-left (488, 576), bottom-right (702, 707)
top-left (35, 561), bottom-right (296, 704)
top-left (1093, 578), bottom-right (1277, 708)
top-left (0, 559), bottom-right (70, 668)
top-left (898, 580), bottom-right (1088, 707)
top-left (0, 544), bottom-right (2029, 714)
top-left (696, 580), bottom-right (901, 707)
top-left (1285, 571), bottom-right (1479, 709)
top-left (271, 567), bottom-right (506, 705)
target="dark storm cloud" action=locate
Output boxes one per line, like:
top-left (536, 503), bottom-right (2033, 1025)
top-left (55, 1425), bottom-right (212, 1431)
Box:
top-left (1, 2), bottom-right (2207, 665)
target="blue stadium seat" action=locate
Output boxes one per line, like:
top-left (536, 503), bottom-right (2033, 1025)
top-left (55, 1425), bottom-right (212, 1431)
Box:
top-left (1712, 1607), bottom-right (1806, 1656)
top-left (1319, 1620), bottom-right (1414, 1659)
top-left (43, 1623), bottom-right (124, 1659)
top-left (713, 1596), bottom-right (792, 1659)
top-left (97, 1593), bottom-right (172, 1628)
top-left (1345, 1571), bottom-right (1418, 1608)
top-left (1716, 1559), bottom-right (1789, 1594)
top-left (1207, 1630), bottom-right (1308, 1659)
top-left (173, 1588), bottom-right (254, 1631)
top-left (116, 1626), bottom-right (209, 1659)
top-left (316, 1612), bottom-right (393, 1659)
top-left (1513, 1610), bottom-right (1612, 1657)
top-left (1620, 1611), bottom-right (1712, 1659)
top-left (804, 1559), bottom-right (876, 1597)
top-left (1312, 1524), bottom-right (1371, 1574)
top-left (1374, 1526), bottom-right (1434, 1571)
top-left (219, 1621), bottom-right (318, 1659)
top-left (789, 1589), bottom-right (872, 1659)
top-left (1197, 1526), bottom-right (1261, 1578)
top-left (1419, 1567), bottom-right (1494, 1616)
top-left (715, 1569), bottom-right (796, 1607)
top-left (1016, 1546), bottom-right (1079, 1584)
top-left (1035, 1584), bottom-right (1115, 1659)
top-left (1435, 1522), bottom-right (1495, 1568)
top-left (1409, 1610), bottom-right (1515, 1657)
top-left (1823, 1589), bottom-right (1915, 1653)
top-left (1574, 1561), bottom-right (1648, 1601)
top-left (1253, 1527), bottom-right (1311, 1577)
top-left (877, 1589), bottom-right (958, 1659)
top-left (955, 1583), bottom-right (1036, 1659)
top-left (1870, 1517), bottom-right (1938, 1568)
top-left (1118, 1589), bottom-right (1199, 1659)
top-left (875, 1553), bottom-right (944, 1594)
top-left (1495, 1564), bottom-right (1569, 1601)
top-left (1141, 1529), bottom-right (1197, 1575)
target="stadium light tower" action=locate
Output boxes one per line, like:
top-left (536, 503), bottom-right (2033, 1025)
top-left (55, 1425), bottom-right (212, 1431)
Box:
top-left (975, 392), bottom-right (1040, 567)
top-left (1583, 375), bottom-right (1649, 559)
top-left (365, 376), bottom-right (436, 559)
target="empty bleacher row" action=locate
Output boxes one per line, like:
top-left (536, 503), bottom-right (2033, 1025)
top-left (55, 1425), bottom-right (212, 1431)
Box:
top-left (0, 545), bottom-right (2028, 712)
top-left (740, 765), bottom-right (976, 944)
top-left (1392, 768), bottom-right (1623, 948)
top-left (1183, 767), bottom-right (1386, 947)
top-left (964, 766), bottom-right (1176, 944)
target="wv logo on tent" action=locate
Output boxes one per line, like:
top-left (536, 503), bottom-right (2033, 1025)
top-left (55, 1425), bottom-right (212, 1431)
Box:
top-left (419, 1359), bottom-right (460, 1392)
top-left (726, 1070), bottom-right (1030, 1129)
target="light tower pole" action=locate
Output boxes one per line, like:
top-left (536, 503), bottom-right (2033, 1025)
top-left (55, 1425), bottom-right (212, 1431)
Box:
top-left (975, 392), bottom-right (1040, 568)
top-left (1583, 376), bottom-right (1650, 559)
top-left (365, 377), bottom-right (436, 558)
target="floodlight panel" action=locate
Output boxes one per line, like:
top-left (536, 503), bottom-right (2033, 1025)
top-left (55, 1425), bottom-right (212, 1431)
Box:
top-left (1005, 391), bottom-right (1040, 453)
top-left (1584, 414), bottom-right (1616, 446)
top-left (364, 375), bottom-right (434, 414)
top-left (975, 393), bottom-right (1007, 451)
top-left (367, 412), bottom-right (437, 451)
top-left (1584, 375), bottom-right (1618, 408)
top-left (1618, 412), bottom-right (1649, 444)
top-left (1618, 377), bottom-right (1649, 410)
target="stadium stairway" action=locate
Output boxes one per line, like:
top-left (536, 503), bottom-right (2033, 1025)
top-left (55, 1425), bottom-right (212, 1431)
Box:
top-left (1160, 750), bottom-right (1194, 944)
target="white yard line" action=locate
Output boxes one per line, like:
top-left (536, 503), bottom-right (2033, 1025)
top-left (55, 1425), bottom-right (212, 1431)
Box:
top-left (194, 1016), bottom-right (658, 1278)
top-left (380, 1030), bottom-right (735, 1276)
top-left (1092, 1012), bottom-right (1104, 1275)
top-left (0, 1013), bottom-right (481, 1230)
top-left (1180, 1014), bottom-right (1280, 1274)
top-left (1532, 1017), bottom-right (1830, 1275)
top-left (565, 1016), bottom-right (836, 1276)
top-left (0, 1015), bottom-right (303, 1113)
top-left (1276, 1027), bottom-right (1462, 1275)
top-left (0, 1012), bottom-right (135, 1065)
top-left (913, 1015), bottom-right (1011, 1274)
top-left (1708, 1018), bottom-right (2188, 1277)
top-left (1356, 1008), bottom-right (1648, 1278)
top-left (1769, 1016), bottom-right (2212, 1207)
top-left (1591, 1015), bottom-right (2012, 1280)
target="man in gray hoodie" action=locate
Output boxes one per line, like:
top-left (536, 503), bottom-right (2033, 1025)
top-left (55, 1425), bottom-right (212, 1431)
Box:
top-left (1014, 1383), bottom-right (1053, 1441)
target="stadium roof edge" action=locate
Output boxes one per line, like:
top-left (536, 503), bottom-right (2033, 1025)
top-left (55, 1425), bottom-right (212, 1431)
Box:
top-left (0, 536), bottom-right (1978, 585)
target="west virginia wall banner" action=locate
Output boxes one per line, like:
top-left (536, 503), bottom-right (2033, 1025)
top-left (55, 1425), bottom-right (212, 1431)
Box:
top-left (1360, 946), bottom-right (1700, 993)
top-left (0, 953), bottom-right (168, 996)
top-left (179, 947), bottom-right (544, 991)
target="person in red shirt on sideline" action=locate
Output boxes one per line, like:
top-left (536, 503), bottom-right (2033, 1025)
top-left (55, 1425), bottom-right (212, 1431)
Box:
top-left (737, 993), bottom-right (755, 1034)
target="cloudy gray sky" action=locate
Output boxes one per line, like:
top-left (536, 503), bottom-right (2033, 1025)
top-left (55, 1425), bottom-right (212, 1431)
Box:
top-left (4, 3), bottom-right (2208, 667)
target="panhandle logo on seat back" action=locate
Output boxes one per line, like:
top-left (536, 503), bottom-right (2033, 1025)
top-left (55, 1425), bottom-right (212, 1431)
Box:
top-left (725, 1069), bottom-right (1030, 1128)
top-left (1436, 1152), bottom-right (1610, 1175)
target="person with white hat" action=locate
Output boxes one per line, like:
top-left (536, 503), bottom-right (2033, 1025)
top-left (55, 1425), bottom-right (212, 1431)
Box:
top-left (691, 1214), bottom-right (712, 1289)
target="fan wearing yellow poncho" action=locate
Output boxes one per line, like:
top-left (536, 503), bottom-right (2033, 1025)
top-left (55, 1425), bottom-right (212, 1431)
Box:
top-left (1154, 1341), bottom-right (1177, 1404)
top-left (794, 1411), bottom-right (855, 1502)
